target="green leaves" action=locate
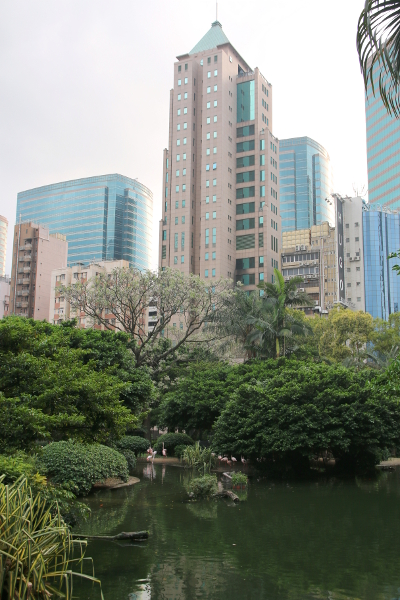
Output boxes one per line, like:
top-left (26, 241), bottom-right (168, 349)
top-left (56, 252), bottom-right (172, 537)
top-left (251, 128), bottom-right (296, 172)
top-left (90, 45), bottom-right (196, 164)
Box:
top-left (357, 0), bottom-right (400, 117)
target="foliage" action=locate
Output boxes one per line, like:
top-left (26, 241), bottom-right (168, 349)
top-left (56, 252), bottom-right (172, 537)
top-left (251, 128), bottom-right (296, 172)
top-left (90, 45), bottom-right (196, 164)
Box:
top-left (357, 0), bottom-right (400, 117)
top-left (0, 451), bottom-right (38, 484)
top-left (0, 317), bottom-right (146, 446)
top-left (182, 442), bottom-right (217, 473)
top-left (38, 440), bottom-right (129, 496)
top-left (119, 449), bottom-right (137, 474)
top-left (212, 360), bottom-right (400, 475)
top-left (59, 267), bottom-right (234, 369)
top-left (231, 472), bottom-right (248, 486)
top-left (174, 444), bottom-right (187, 458)
top-left (0, 476), bottom-right (102, 600)
top-left (187, 474), bottom-right (218, 497)
top-left (153, 432), bottom-right (194, 456)
top-left (115, 435), bottom-right (150, 456)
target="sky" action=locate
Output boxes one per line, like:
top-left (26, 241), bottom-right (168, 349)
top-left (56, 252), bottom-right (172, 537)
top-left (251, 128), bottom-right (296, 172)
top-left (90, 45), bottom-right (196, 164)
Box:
top-left (0, 0), bottom-right (368, 275)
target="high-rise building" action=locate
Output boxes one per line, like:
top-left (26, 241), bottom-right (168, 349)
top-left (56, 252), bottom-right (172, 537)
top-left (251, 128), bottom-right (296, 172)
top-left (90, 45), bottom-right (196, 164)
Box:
top-left (279, 137), bottom-right (334, 233)
top-left (8, 222), bottom-right (68, 320)
top-left (16, 174), bottom-right (153, 270)
top-left (0, 215), bottom-right (8, 277)
top-left (363, 207), bottom-right (400, 319)
top-left (158, 20), bottom-right (280, 290)
top-left (342, 196), bottom-right (366, 312)
top-left (365, 65), bottom-right (400, 209)
top-left (0, 275), bottom-right (10, 319)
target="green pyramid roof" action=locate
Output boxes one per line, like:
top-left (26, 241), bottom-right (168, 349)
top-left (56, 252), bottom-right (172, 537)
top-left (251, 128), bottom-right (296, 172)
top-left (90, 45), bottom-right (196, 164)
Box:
top-left (189, 21), bottom-right (230, 55)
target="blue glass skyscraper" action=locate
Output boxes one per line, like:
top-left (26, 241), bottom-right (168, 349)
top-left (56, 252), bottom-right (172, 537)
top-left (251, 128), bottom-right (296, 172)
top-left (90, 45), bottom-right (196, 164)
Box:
top-left (279, 137), bottom-right (334, 232)
top-left (16, 174), bottom-right (153, 269)
top-left (363, 208), bottom-right (400, 319)
top-left (365, 67), bottom-right (400, 209)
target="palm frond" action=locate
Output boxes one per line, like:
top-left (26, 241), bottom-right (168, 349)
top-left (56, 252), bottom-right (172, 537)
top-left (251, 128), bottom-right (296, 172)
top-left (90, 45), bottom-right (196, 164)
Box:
top-left (357, 0), bottom-right (400, 116)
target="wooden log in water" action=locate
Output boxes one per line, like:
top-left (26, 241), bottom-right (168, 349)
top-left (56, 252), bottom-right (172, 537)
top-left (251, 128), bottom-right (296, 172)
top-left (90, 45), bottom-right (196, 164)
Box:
top-left (212, 490), bottom-right (239, 502)
top-left (73, 531), bottom-right (149, 541)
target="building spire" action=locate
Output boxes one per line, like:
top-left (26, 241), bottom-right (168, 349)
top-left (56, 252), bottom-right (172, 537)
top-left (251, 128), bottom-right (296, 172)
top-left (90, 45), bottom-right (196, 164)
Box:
top-left (216, 1), bottom-right (218, 21)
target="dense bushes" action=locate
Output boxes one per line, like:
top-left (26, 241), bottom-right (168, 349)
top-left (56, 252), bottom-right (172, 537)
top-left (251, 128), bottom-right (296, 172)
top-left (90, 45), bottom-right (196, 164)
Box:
top-left (212, 360), bottom-right (399, 475)
top-left (154, 433), bottom-right (194, 456)
top-left (38, 440), bottom-right (129, 495)
top-left (187, 475), bottom-right (218, 496)
top-left (115, 435), bottom-right (149, 456)
top-left (118, 449), bottom-right (137, 474)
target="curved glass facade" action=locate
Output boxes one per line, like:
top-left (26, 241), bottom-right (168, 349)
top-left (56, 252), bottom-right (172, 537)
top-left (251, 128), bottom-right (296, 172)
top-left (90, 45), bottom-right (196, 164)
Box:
top-left (279, 137), bottom-right (334, 232)
top-left (16, 174), bottom-right (153, 269)
top-left (363, 209), bottom-right (400, 319)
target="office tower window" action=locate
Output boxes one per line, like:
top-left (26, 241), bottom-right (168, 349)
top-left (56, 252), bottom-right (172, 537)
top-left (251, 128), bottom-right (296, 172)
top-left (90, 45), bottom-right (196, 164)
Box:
top-left (183, 137), bottom-right (187, 145)
top-left (207, 102), bottom-right (211, 109)
top-left (237, 140), bottom-right (255, 153)
top-left (175, 201), bottom-right (179, 208)
top-left (260, 155), bottom-right (265, 165)
top-left (175, 217), bottom-right (178, 225)
top-left (214, 116), bottom-right (217, 122)
top-left (181, 255), bottom-right (185, 263)
top-left (205, 228), bottom-right (209, 245)
top-left (236, 257), bottom-right (255, 269)
top-left (236, 273), bottom-right (255, 285)
top-left (207, 71), bottom-right (211, 78)
top-left (237, 155), bottom-right (255, 168)
top-left (213, 195), bottom-right (217, 202)
top-left (213, 179), bottom-right (217, 186)
top-left (178, 79), bottom-right (181, 86)
top-left (213, 147), bottom-right (217, 154)
top-left (206, 148), bottom-right (210, 155)
top-left (162, 230), bottom-right (167, 241)
top-left (184, 92), bottom-right (187, 99)
top-left (212, 228), bottom-right (216, 243)
top-left (183, 153), bottom-right (186, 160)
top-left (177, 139), bottom-right (180, 146)
top-left (206, 212), bottom-right (209, 220)
top-left (185, 63), bottom-right (188, 70)
top-left (208, 57), bottom-right (211, 64)
top-left (237, 80), bottom-right (255, 122)
top-left (184, 122), bottom-right (187, 129)
top-left (260, 140), bottom-right (265, 150)
top-left (177, 94), bottom-right (181, 101)
top-left (177, 124), bottom-right (181, 131)
top-left (176, 154), bottom-right (180, 161)
top-left (236, 186), bottom-right (255, 199)
top-left (237, 171), bottom-right (255, 183)
top-left (174, 256), bottom-right (178, 264)
top-left (184, 77), bottom-right (188, 84)
top-left (260, 170), bottom-right (265, 181)
top-left (207, 133), bottom-right (211, 140)
top-left (207, 117), bottom-right (211, 124)
top-left (177, 109), bottom-right (181, 116)
top-left (213, 162), bottom-right (217, 170)
top-left (184, 107), bottom-right (187, 114)
top-left (214, 55), bottom-right (218, 62)
top-left (259, 216), bottom-right (263, 227)
top-left (206, 196), bottom-right (210, 203)
top-left (182, 199), bottom-right (186, 207)
top-left (213, 131), bottom-right (217, 138)
top-left (236, 202), bottom-right (255, 214)
top-left (260, 185), bottom-right (265, 197)
top-left (236, 218), bottom-right (255, 231)
top-left (212, 268), bottom-right (216, 277)
top-left (259, 256), bottom-right (264, 267)
top-left (181, 232), bottom-right (185, 249)
top-left (176, 185), bottom-right (179, 192)
top-left (183, 168), bottom-right (186, 176)
top-left (206, 180), bottom-right (210, 187)
top-left (164, 201), bottom-right (168, 211)
top-left (207, 86), bottom-right (211, 93)
top-left (237, 124), bottom-right (255, 137)
top-left (205, 252), bottom-right (209, 260)
top-left (205, 269), bottom-right (209, 277)
top-left (214, 100), bottom-right (218, 107)
top-left (182, 216), bottom-right (185, 224)
top-left (214, 84), bottom-right (217, 91)
top-left (213, 211), bottom-right (216, 219)
top-left (214, 70), bottom-right (218, 76)
top-left (178, 65), bottom-right (181, 72)
top-left (176, 170), bottom-right (180, 177)
top-left (212, 251), bottom-right (216, 259)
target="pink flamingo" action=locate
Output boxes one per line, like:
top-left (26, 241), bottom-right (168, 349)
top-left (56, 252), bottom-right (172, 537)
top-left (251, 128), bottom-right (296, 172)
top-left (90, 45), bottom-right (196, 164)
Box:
top-left (231, 457), bottom-right (237, 463)
top-left (241, 456), bottom-right (246, 464)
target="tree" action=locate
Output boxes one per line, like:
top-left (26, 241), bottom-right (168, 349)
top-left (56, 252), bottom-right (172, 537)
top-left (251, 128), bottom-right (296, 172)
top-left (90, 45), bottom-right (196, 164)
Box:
top-left (313, 307), bottom-right (374, 364)
top-left (60, 267), bottom-right (234, 370)
top-left (212, 360), bottom-right (399, 475)
top-left (357, 0), bottom-right (400, 117)
top-left (246, 269), bottom-right (313, 358)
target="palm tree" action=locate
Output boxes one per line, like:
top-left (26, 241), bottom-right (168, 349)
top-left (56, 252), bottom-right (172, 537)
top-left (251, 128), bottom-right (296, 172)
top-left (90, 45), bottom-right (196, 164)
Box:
top-left (246, 269), bottom-right (313, 359)
top-left (357, 0), bottom-right (400, 117)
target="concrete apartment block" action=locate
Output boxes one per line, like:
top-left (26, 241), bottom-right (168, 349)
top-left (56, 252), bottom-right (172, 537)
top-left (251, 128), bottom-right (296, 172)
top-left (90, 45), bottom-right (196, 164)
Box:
top-left (0, 215), bottom-right (8, 278)
top-left (342, 196), bottom-right (366, 312)
top-left (159, 21), bottom-right (280, 292)
top-left (8, 223), bottom-right (68, 320)
top-left (0, 275), bottom-right (10, 319)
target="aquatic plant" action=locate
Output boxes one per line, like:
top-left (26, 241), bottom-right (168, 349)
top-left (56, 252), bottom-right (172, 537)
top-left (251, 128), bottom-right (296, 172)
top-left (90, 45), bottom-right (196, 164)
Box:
top-left (187, 474), bottom-right (218, 497)
top-left (182, 443), bottom-right (217, 473)
top-left (231, 472), bottom-right (248, 486)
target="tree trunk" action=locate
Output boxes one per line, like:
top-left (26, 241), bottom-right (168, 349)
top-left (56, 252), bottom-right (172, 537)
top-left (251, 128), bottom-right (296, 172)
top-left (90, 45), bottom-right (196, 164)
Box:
top-left (73, 531), bottom-right (148, 541)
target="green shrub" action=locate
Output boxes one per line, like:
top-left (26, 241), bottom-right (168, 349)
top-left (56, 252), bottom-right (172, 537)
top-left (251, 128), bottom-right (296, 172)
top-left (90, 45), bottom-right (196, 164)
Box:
top-left (182, 443), bottom-right (217, 473)
top-left (119, 449), bottom-right (137, 474)
top-left (115, 435), bottom-right (149, 456)
top-left (231, 472), bottom-right (248, 486)
top-left (38, 440), bottom-right (129, 496)
top-left (154, 433), bottom-right (194, 456)
top-left (0, 452), bottom-right (37, 484)
top-left (187, 474), bottom-right (218, 497)
top-left (174, 444), bottom-right (187, 458)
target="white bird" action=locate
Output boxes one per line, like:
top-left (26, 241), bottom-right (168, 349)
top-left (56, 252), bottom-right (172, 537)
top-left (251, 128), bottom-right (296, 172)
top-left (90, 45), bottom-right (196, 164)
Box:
top-left (241, 456), bottom-right (247, 464)
top-left (231, 457), bottom-right (237, 463)
top-left (146, 455), bottom-right (152, 461)
top-left (221, 457), bottom-right (228, 462)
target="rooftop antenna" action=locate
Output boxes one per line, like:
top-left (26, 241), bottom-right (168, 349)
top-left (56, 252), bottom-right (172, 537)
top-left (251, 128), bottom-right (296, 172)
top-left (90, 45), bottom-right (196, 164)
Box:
top-left (216, 1), bottom-right (218, 21)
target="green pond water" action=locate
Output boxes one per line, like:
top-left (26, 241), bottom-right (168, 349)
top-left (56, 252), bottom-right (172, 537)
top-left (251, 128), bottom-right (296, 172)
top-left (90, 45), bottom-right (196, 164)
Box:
top-left (75, 463), bottom-right (400, 600)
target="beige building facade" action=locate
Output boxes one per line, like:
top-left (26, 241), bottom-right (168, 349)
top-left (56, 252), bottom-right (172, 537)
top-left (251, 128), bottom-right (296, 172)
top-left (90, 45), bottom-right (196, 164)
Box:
top-left (8, 223), bottom-right (68, 319)
top-left (0, 215), bottom-right (8, 278)
top-left (158, 21), bottom-right (280, 291)
top-left (0, 275), bottom-right (10, 319)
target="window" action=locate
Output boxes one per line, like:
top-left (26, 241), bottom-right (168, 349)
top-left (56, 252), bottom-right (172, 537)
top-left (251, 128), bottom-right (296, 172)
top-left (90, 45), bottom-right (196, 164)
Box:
top-left (213, 195), bottom-right (217, 202)
top-left (174, 256), bottom-right (178, 264)
top-left (213, 131), bottom-right (217, 138)
top-left (184, 122), bottom-right (187, 129)
top-left (177, 94), bottom-right (181, 100)
top-left (164, 201), bottom-right (167, 211)
top-left (206, 180), bottom-right (210, 187)
top-left (181, 255), bottom-right (184, 263)
top-left (236, 186), bottom-right (255, 199)
top-left (206, 212), bottom-right (209, 220)
top-left (176, 154), bottom-right (180, 161)
top-left (206, 148), bottom-right (210, 155)
top-left (183, 153), bottom-right (186, 159)
top-left (207, 71), bottom-right (211, 78)
top-left (178, 65), bottom-right (181, 72)
top-left (237, 80), bottom-right (255, 122)
top-left (260, 170), bottom-right (265, 181)
top-left (236, 274), bottom-right (255, 285)
top-left (205, 228), bottom-right (209, 244)
top-left (237, 124), bottom-right (255, 138)
top-left (185, 63), bottom-right (188, 70)
top-left (205, 269), bottom-right (209, 277)
top-left (214, 69), bottom-right (218, 76)
top-left (177, 124), bottom-right (180, 131)
top-left (206, 195), bottom-right (210, 203)
top-left (259, 273), bottom-right (264, 282)
top-left (236, 171), bottom-right (255, 183)
top-left (237, 218), bottom-right (255, 231)
top-left (184, 92), bottom-right (188, 99)
top-left (213, 162), bottom-right (217, 170)
top-left (176, 185), bottom-right (179, 192)
top-left (236, 257), bottom-right (255, 269)
top-left (212, 251), bottom-right (216, 259)
top-left (260, 185), bottom-right (265, 197)
top-left (356, 266), bottom-right (360, 271)
top-left (259, 256), bottom-right (264, 267)
top-left (205, 252), bottom-right (209, 260)
top-left (208, 57), bottom-right (211, 64)
top-left (237, 155), bottom-right (255, 168)
top-left (259, 216), bottom-right (263, 227)
top-left (183, 137), bottom-right (187, 145)
top-left (207, 101), bottom-right (211, 109)
top-left (213, 211), bottom-right (216, 219)
top-left (183, 169), bottom-right (186, 176)
top-left (214, 100), bottom-right (218, 107)
top-left (207, 86), bottom-right (211, 93)
top-left (175, 200), bottom-right (179, 208)
top-left (213, 147), bottom-right (217, 154)
top-left (177, 109), bottom-right (181, 116)
top-left (260, 140), bottom-right (265, 150)
top-left (184, 107), bottom-right (187, 114)
top-left (175, 217), bottom-right (178, 225)
top-left (177, 139), bottom-right (180, 146)
top-left (214, 55), bottom-right (218, 63)
top-left (207, 117), bottom-right (211, 124)
top-left (212, 228), bottom-right (216, 243)
top-left (212, 268), bottom-right (216, 277)
top-left (207, 132), bottom-right (211, 140)
top-left (176, 169), bottom-right (180, 177)
top-left (213, 115), bottom-right (217, 122)
top-left (178, 79), bottom-right (181, 86)
top-left (355, 237), bottom-right (359, 242)
top-left (184, 77), bottom-right (188, 84)
top-left (182, 216), bottom-right (185, 224)
top-left (213, 178), bottom-right (217, 186)
top-left (181, 232), bottom-right (185, 249)
top-left (237, 140), bottom-right (255, 153)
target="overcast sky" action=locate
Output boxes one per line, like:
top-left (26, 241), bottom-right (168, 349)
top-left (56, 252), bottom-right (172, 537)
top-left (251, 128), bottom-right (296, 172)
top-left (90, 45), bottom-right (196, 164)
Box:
top-left (0, 0), bottom-right (367, 274)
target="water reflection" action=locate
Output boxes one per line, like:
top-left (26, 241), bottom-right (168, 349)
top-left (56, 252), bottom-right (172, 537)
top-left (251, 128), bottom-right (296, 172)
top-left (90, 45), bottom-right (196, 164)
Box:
top-left (76, 465), bottom-right (400, 600)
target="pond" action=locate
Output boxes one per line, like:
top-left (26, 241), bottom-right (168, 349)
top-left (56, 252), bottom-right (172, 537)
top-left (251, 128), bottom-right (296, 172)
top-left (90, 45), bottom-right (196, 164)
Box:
top-left (75, 463), bottom-right (400, 600)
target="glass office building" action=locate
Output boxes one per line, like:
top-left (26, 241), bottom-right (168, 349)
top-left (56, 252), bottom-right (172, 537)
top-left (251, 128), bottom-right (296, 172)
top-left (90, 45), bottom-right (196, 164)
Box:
top-left (365, 65), bottom-right (400, 209)
top-left (363, 208), bottom-right (400, 319)
top-left (16, 174), bottom-right (153, 269)
top-left (279, 137), bottom-right (334, 232)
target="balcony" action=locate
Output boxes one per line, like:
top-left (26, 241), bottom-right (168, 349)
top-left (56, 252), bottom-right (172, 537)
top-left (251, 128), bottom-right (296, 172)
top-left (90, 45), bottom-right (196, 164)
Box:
top-left (17, 278), bottom-right (30, 284)
top-left (16, 290), bottom-right (29, 297)
top-left (20, 255), bottom-right (32, 262)
top-left (23, 267), bottom-right (31, 273)
top-left (22, 243), bottom-right (32, 250)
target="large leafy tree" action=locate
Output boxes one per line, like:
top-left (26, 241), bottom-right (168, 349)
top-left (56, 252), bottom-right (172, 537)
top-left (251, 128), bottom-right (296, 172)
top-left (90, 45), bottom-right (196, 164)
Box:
top-left (246, 269), bottom-right (313, 359)
top-left (60, 267), bottom-right (233, 370)
top-left (212, 360), bottom-right (399, 475)
top-left (357, 0), bottom-right (400, 116)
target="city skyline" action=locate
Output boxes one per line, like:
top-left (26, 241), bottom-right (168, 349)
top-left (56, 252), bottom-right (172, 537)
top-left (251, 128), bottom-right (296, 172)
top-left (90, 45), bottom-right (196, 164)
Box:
top-left (0, 0), bottom-right (368, 275)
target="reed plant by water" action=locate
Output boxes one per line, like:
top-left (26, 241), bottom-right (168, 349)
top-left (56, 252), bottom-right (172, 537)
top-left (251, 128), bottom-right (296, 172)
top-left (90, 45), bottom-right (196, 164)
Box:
top-left (0, 475), bottom-right (102, 600)
top-left (182, 443), bottom-right (217, 473)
